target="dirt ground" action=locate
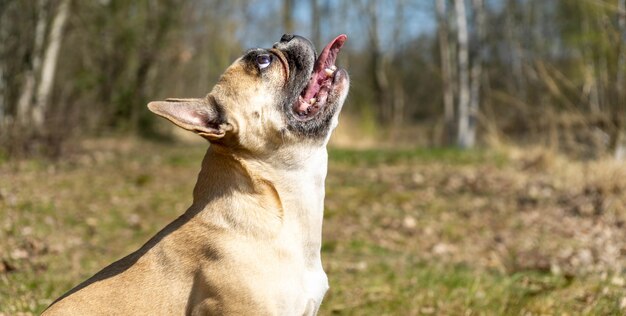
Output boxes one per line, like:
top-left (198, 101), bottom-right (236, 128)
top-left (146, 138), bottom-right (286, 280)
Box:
top-left (1, 139), bottom-right (626, 315)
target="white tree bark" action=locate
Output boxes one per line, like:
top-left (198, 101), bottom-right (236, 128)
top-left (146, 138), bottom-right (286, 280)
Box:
top-left (33, 0), bottom-right (70, 129)
top-left (16, 0), bottom-right (48, 124)
top-left (454, 0), bottom-right (471, 148)
top-left (467, 0), bottom-right (485, 148)
top-left (437, 0), bottom-right (455, 144)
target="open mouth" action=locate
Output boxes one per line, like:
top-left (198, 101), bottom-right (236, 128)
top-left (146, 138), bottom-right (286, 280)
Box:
top-left (293, 34), bottom-right (347, 120)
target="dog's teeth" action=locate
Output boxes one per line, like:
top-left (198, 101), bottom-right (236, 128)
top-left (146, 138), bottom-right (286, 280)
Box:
top-left (309, 98), bottom-right (317, 104)
top-left (330, 65), bottom-right (337, 71)
top-left (324, 68), bottom-right (334, 77)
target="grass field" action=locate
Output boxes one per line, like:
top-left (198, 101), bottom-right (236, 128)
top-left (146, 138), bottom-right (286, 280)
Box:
top-left (1, 139), bottom-right (626, 315)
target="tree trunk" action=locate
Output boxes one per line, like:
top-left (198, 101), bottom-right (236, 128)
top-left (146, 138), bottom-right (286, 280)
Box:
top-left (392, 82), bottom-right (405, 127)
top-left (454, 0), bottom-right (471, 148)
top-left (283, 0), bottom-right (294, 33)
top-left (437, 0), bottom-right (454, 145)
top-left (311, 0), bottom-right (321, 46)
top-left (615, 0), bottom-right (626, 160)
top-left (505, 0), bottom-right (527, 102)
top-left (619, 0), bottom-right (626, 95)
top-left (0, 9), bottom-right (6, 129)
top-left (0, 62), bottom-right (4, 128)
top-left (467, 0), bottom-right (485, 148)
top-left (366, 0), bottom-right (390, 124)
top-left (33, 0), bottom-right (70, 129)
top-left (391, 0), bottom-right (405, 127)
top-left (131, 0), bottom-right (176, 133)
top-left (16, 0), bottom-right (48, 125)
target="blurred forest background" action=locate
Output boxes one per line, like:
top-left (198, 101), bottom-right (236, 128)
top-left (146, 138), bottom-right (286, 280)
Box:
top-left (1, 0), bottom-right (625, 158)
top-left (4, 0), bottom-right (626, 315)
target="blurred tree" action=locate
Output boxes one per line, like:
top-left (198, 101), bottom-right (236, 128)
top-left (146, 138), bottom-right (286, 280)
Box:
top-left (34, 0), bottom-right (70, 129)
top-left (363, 0), bottom-right (391, 124)
top-left (311, 0), bottom-right (321, 46)
top-left (504, 0), bottom-right (527, 103)
top-left (70, 0), bottom-right (182, 133)
top-left (616, 0), bottom-right (626, 159)
top-left (390, 0), bottom-right (406, 128)
top-left (0, 0), bottom-right (70, 156)
top-left (283, 0), bottom-right (294, 34)
top-left (16, 0), bottom-right (48, 127)
top-left (454, 0), bottom-right (471, 148)
top-left (436, 0), bottom-right (455, 145)
top-left (1, 0), bottom-right (625, 158)
top-left (0, 1), bottom-right (5, 129)
top-left (466, 0), bottom-right (485, 149)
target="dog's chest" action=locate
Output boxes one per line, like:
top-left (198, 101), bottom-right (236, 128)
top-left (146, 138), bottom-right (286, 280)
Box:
top-left (270, 219), bottom-right (327, 314)
top-left (275, 252), bottom-right (328, 314)
top-left (302, 266), bottom-right (329, 310)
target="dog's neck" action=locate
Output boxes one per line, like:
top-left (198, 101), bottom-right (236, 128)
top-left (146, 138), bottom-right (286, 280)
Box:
top-left (188, 144), bottom-right (328, 264)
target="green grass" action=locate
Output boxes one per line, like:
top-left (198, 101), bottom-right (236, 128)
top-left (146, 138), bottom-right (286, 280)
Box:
top-left (329, 147), bottom-right (508, 167)
top-left (322, 241), bottom-right (621, 315)
top-left (1, 139), bottom-right (625, 315)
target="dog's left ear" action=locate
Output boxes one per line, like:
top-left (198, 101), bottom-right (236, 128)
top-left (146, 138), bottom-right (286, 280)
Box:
top-left (147, 97), bottom-right (231, 139)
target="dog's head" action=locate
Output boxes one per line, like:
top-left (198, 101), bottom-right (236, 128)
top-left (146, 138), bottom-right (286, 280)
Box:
top-left (148, 34), bottom-right (349, 156)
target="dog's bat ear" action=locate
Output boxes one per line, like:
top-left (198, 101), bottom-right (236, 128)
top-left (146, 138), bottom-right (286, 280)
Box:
top-left (147, 97), bottom-right (232, 140)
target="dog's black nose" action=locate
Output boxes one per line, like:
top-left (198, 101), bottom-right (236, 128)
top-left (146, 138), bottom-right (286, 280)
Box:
top-left (280, 34), bottom-right (295, 42)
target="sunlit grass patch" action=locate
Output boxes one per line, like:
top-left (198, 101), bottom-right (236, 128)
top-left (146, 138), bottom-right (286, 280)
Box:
top-left (329, 147), bottom-right (508, 167)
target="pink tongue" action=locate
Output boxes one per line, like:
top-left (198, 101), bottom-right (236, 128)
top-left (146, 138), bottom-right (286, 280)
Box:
top-left (301, 34), bottom-right (347, 101)
top-left (314, 34), bottom-right (347, 72)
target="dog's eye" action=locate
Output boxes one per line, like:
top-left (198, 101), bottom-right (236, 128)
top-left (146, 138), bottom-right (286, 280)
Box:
top-left (256, 54), bottom-right (271, 69)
